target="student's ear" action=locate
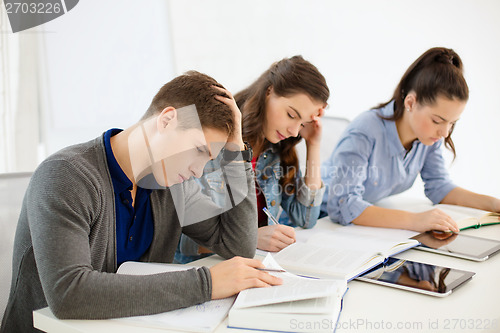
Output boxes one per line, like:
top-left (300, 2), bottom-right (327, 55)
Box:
top-left (157, 107), bottom-right (178, 132)
top-left (266, 86), bottom-right (273, 97)
top-left (404, 92), bottom-right (417, 112)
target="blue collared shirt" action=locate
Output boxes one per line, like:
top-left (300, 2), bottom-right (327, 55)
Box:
top-left (321, 101), bottom-right (456, 225)
top-left (104, 129), bottom-right (153, 266)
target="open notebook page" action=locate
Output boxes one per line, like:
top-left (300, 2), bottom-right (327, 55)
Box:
top-left (308, 225), bottom-right (418, 255)
top-left (233, 254), bottom-right (343, 309)
top-left (115, 261), bottom-right (234, 333)
top-left (273, 225), bottom-right (418, 280)
top-left (244, 294), bottom-right (340, 314)
top-left (400, 203), bottom-right (499, 228)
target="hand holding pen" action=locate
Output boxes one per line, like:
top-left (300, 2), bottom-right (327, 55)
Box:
top-left (258, 207), bottom-right (296, 252)
top-left (262, 207), bottom-right (280, 225)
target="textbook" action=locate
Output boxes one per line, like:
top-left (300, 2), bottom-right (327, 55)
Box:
top-left (403, 203), bottom-right (500, 231)
top-left (115, 262), bottom-right (234, 333)
top-left (228, 254), bottom-right (347, 333)
top-left (432, 204), bottom-right (499, 231)
top-left (273, 225), bottom-right (419, 281)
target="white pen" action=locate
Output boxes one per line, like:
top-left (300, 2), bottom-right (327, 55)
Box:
top-left (262, 207), bottom-right (280, 225)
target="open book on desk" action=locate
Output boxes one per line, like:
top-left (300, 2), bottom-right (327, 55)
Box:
top-left (451, 207), bottom-right (499, 231)
top-left (115, 261), bottom-right (234, 333)
top-left (405, 204), bottom-right (500, 231)
top-left (228, 254), bottom-right (347, 333)
top-left (273, 225), bottom-right (419, 281)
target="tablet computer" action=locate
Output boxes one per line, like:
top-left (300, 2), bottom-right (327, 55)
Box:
top-left (411, 231), bottom-right (500, 261)
top-left (356, 257), bottom-right (475, 297)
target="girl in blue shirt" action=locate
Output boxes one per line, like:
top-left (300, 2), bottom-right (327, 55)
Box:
top-left (322, 47), bottom-right (500, 232)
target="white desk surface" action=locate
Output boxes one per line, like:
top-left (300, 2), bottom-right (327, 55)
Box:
top-left (34, 199), bottom-right (500, 333)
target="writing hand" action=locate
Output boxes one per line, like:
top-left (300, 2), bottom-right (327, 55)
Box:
top-left (257, 225), bottom-right (296, 252)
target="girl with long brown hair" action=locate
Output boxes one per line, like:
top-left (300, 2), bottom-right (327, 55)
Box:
top-left (236, 55), bottom-right (330, 252)
top-left (175, 56), bottom-right (330, 261)
top-left (322, 47), bottom-right (500, 232)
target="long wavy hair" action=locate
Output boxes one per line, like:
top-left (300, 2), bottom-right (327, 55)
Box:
top-left (235, 56), bottom-right (330, 192)
top-left (378, 47), bottom-right (469, 158)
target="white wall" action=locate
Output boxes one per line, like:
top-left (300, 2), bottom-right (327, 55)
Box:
top-left (167, 0), bottom-right (500, 198)
top-left (37, 0), bottom-right (176, 155)
top-left (4, 0), bottom-right (500, 198)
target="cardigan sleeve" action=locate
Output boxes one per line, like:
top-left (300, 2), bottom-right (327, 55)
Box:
top-left (179, 159), bottom-right (258, 259)
top-left (26, 159), bottom-right (212, 319)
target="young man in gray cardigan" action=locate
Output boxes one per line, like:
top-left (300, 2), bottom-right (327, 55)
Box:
top-left (2, 71), bottom-right (281, 333)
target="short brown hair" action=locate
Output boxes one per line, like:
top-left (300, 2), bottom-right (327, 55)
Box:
top-left (142, 71), bottom-right (234, 136)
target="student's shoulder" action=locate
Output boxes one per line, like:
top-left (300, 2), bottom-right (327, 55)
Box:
top-left (34, 137), bottom-right (106, 185)
top-left (346, 108), bottom-right (386, 141)
top-left (46, 137), bottom-right (102, 165)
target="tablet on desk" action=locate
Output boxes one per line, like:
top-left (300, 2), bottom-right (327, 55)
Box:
top-left (411, 231), bottom-right (500, 261)
top-left (356, 257), bottom-right (475, 297)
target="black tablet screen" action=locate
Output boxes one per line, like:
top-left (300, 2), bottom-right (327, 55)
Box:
top-left (412, 232), bottom-right (500, 261)
top-left (358, 257), bottom-right (474, 295)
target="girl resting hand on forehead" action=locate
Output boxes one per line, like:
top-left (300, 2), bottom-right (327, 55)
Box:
top-left (175, 56), bottom-right (330, 261)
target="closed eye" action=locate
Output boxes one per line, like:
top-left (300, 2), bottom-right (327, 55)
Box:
top-left (300, 120), bottom-right (315, 127)
top-left (431, 116), bottom-right (442, 124)
top-left (196, 146), bottom-right (210, 157)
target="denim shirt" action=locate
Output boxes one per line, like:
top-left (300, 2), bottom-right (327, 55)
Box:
top-left (255, 146), bottom-right (325, 227)
top-left (175, 145), bottom-right (325, 263)
top-left (321, 100), bottom-right (456, 225)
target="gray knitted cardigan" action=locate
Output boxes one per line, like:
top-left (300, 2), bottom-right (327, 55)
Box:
top-left (1, 135), bottom-right (257, 333)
